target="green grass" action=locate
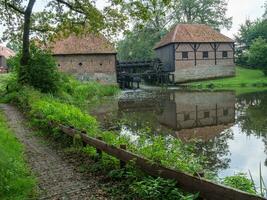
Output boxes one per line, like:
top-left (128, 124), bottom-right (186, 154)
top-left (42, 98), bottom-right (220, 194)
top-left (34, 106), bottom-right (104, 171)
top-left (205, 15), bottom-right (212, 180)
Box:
top-left (0, 110), bottom-right (36, 200)
top-left (0, 73), bottom-right (11, 93)
top-left (185, 67), bottom-right (267, 93)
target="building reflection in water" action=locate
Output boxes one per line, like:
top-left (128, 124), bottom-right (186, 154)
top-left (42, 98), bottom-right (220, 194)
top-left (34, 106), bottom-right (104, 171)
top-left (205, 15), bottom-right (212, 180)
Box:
top-left (158, 91), bottom-right (235, 141)
top-left (117, 90), bottom-right (236, 173)
top-left (118, 90), bottom-right (236, 141)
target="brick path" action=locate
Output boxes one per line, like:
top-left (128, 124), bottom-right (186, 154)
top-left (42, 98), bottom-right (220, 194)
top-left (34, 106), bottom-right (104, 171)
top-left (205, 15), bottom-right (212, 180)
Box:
top-left (0, 104), bottom-right (109, 200)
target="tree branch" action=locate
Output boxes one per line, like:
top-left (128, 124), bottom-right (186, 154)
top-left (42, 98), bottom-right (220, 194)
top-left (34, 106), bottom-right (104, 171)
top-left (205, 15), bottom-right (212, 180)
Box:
top-left (55, 0), bottom-right (84, 15)
top-left (5, 1), bottom-right (25, 14)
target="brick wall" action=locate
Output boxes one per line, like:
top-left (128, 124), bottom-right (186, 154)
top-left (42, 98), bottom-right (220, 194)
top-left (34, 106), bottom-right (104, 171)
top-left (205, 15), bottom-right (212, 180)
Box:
top-left (174, 43), bottom-right (235, 82)
top-left (54, 54), bottom-right (117, 83)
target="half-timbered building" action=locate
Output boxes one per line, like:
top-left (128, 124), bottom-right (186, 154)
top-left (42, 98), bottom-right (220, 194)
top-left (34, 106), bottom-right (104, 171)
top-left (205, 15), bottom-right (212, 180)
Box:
top-left (154, 24), bottom-right (235, 83)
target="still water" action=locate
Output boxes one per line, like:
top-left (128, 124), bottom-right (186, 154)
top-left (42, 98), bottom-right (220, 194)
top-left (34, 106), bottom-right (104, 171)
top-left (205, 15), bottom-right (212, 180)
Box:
top-left (91, 89), bottom-right (267, 186)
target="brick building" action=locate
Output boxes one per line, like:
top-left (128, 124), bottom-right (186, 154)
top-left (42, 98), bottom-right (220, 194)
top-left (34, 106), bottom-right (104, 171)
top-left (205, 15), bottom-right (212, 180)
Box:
top-left (154, 24), bottom-right (235, 83)
top-left (50, 34), bottom-right (117, 83)
top-left (0, 45), bottom-right (15, 73)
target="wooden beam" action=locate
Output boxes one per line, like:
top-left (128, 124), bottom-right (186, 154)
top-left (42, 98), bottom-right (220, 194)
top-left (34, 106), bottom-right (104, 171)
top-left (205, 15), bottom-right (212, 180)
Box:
top-left (190, 43), bottom-right (200, 66)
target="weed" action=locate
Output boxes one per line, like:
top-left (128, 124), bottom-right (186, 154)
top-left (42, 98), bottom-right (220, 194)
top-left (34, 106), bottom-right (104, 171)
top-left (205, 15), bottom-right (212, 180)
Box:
top-left (223, 173), bottom-right (256, 194)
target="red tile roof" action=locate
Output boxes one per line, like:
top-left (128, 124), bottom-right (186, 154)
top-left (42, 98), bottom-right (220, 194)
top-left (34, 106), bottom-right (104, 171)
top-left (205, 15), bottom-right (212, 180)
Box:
top-left (155, 24), bottom-right (234, 49)
top-left (0, 45), bottom-right (15, 58)
top-left (49, 34), bottom-right (116, 55)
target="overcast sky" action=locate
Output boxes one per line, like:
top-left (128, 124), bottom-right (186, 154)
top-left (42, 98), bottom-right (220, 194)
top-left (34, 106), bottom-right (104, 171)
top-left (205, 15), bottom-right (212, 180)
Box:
top-left (221, 0), bottom-right (265, 38)
top-left (0, 0), bottom-right (265, 43)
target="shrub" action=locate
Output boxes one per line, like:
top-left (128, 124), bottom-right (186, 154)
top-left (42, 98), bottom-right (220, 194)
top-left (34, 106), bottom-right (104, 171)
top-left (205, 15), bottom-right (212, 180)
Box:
top-left (8, 45), bottom-right (60, 93)
top-left (247, 37), bottom-right (267, 75)
top-left (26, 46), bottom-right (60, 93)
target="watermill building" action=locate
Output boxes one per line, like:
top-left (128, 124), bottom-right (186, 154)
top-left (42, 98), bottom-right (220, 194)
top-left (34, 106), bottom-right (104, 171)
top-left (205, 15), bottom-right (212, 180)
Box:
top-left (154, 24), bottom-right (235, 83)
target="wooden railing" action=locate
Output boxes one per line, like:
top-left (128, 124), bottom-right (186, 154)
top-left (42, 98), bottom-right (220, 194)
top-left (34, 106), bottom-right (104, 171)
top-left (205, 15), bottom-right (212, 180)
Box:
top-left (51, 122), bottom-right (266, 200)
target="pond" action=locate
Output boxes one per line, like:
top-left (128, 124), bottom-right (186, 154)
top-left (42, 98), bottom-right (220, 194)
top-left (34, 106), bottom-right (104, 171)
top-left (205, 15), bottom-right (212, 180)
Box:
top-left (90, 89), bottom-right (267, 188)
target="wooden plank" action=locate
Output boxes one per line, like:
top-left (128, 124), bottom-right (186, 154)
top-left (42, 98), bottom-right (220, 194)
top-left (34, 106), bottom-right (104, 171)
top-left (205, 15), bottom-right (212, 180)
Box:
top-left (58, 124), bottom-right (265, 200)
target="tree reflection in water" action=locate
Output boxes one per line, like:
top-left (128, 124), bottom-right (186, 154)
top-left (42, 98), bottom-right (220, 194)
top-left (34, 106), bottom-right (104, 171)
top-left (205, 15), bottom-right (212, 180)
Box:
top-left (236, 91), bottom-right (267, 167)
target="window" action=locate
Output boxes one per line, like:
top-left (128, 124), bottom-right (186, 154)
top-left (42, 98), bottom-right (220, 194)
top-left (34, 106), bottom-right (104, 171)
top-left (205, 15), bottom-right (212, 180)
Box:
top-left (204, 111), bottom-right (210, 118)
top-left (184, 113), bottom-right (190, 121)
top-left (182, 52), bottom-right (188, 59)
top-left (223, 109), bottom-right (229, 116)
top-left (222, 51), bottom-right (228, 58)
top-left (203, 51), bottom-right (209, 59)
top-left (79, 62), bottom-right (83, 66)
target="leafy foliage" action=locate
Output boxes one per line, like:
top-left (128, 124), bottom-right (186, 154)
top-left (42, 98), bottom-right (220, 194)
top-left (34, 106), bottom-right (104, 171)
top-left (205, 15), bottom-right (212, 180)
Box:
top-left (8, 46), bottom-right (60, 93)
top-left (106, 164), bottom-right (198, 200)
top-left (236, 19), bottom-right (267, 48)
top-left (223, 173), bottom-right (256, 194)
top-left (235, 6), bottom-right (267, 69)
top-left (247, 37), bottom-right (267, 75)
top-left (0, 0), bottom-right (126, 43)
top-left (172, 0), bottom-right (232, 30)
top-left (131, 177), bottom-right (198, 200)
top-left (117, 26), bottom-right (166, 61)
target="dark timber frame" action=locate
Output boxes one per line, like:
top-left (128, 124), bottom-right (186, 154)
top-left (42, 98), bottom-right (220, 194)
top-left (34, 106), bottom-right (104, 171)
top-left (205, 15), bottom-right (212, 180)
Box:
top-left (210, 43), bottom-right (220, 65)
top-left (189, 43), bottom-right (201, 66)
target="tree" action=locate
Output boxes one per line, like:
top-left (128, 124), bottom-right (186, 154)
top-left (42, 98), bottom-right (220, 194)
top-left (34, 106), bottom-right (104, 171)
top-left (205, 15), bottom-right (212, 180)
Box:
top-left (172, 0), bottom-right (232, 30)
top-left (123, 0), bottom-right (173, 32)
top-left (235, 19), bottom-right (267, 48)
top-left (247, 37), bottom-right (267, 75)
top-left (0, 0), bottom-right (126, 83)
top-left (117, 25), bottom-right (167, 61)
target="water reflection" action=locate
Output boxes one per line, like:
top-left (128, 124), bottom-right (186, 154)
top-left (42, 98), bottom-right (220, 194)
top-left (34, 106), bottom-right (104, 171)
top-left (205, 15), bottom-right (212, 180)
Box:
top-left (91, 89), bottom-right (267, 185)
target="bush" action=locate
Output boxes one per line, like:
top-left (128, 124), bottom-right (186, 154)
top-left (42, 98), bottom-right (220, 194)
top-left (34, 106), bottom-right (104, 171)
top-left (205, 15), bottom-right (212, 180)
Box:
top-left (247, 37), bottom-right (267, 75)
top-left (26, 46), bottom-right (59, 93)
top-left (8, 45), bottom-right (60, 93)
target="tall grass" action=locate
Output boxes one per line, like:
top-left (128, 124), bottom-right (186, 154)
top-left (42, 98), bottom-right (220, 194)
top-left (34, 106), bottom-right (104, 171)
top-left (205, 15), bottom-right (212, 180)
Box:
top-left (0, 111), bottom-right (36, 200)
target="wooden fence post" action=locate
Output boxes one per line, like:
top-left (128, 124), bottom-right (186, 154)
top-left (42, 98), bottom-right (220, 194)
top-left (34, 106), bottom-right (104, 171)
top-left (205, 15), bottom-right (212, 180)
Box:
top-left (96, 137), bottom-right (103, 160)
top-left (81, 130), bottom-right (87, 147)
top-left (120, 144), bottom-right (127, 168)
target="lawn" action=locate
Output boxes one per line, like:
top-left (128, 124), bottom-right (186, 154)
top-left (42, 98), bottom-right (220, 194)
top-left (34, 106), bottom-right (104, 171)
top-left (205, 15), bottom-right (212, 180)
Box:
top-left (0, 110), bottom-right (36, 200)
top-left (185, 67), bottom-right (267, 91)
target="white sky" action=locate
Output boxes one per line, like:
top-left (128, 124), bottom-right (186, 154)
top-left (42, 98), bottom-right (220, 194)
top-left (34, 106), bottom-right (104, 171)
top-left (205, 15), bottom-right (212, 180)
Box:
top-left (0, 0), bottom-right (265, 43)
top-left (221, 0), bottom-right (265, 38)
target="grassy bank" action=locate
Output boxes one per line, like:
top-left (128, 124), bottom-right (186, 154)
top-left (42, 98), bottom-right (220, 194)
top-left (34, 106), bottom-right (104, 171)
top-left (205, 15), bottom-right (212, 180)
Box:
top-left (1, 72), bottom-right (258, 198)
top-left (185, 67), bottom-right (267, 92)
top-left (1, 74), bottom-right (199, 199)
top-left (0, 110), bottom-right (36, 200)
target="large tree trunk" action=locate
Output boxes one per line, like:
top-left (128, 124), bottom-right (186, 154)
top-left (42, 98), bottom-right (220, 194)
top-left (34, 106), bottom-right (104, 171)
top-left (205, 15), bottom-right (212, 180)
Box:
top-left (19, 0), bottom-right (36, 83)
